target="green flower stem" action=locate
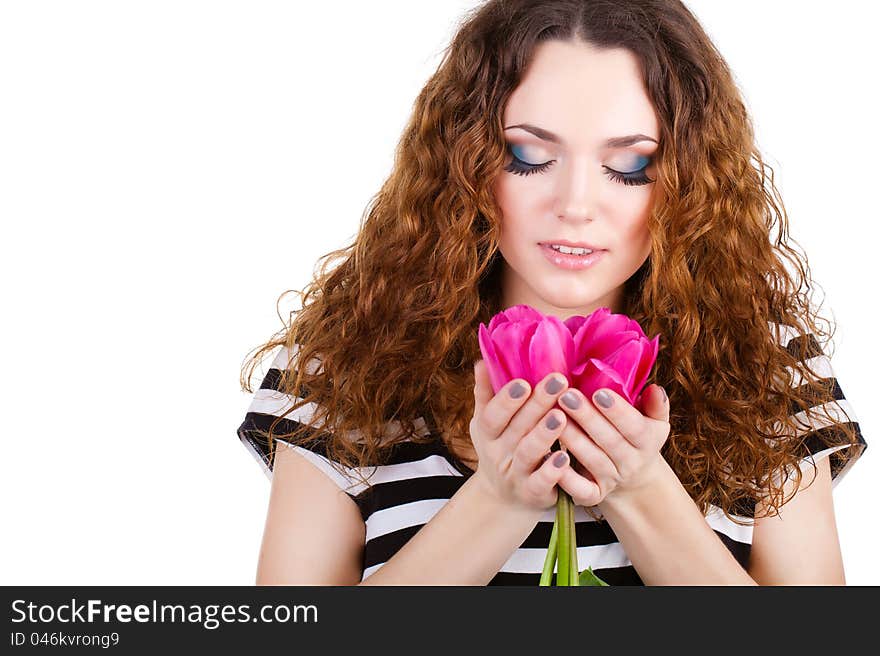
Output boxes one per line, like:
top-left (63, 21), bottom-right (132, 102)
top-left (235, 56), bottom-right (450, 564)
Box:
top-left (539, 514), bottom-right (558, 586)
top-left (555, 489), bottom-right (570, 586)
top-left (568, 492), bottom-right (579, 585)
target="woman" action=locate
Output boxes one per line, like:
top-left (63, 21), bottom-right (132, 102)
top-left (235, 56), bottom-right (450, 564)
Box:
top-left (237, 0), bottom-right (866, 585)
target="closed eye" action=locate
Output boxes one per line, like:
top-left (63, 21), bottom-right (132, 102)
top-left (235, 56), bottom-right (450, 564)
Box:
top-left (503, 145), bottom-right (655, 186)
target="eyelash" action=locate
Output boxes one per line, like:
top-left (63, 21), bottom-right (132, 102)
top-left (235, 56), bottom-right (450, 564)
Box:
top-left (503, 148), bottom-right (655, 186)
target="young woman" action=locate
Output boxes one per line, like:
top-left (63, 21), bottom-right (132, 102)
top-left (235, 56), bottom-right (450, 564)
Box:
top-left (237, 0), bottom-right (866, 585)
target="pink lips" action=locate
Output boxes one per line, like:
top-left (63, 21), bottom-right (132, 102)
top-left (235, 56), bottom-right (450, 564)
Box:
top-left (540, 243), bottom-right (606, 270)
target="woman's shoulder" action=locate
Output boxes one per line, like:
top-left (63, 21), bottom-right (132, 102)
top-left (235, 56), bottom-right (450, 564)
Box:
top-left (236, 342), bottom-right (467, 493)
top-left (765, 319), bottom-right (867, 488)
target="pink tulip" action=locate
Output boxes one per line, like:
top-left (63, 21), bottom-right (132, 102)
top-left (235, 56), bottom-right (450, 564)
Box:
top-left (478, 305), bottom-right (574, 395)
top-left (478, 304), bottom-right (659, 410)
top-left (565, 307), bottom-right (659, 409)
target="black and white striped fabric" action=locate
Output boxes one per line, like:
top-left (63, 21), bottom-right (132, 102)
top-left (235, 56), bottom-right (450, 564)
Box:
top-left (237, 323), bottom-right (866, 585)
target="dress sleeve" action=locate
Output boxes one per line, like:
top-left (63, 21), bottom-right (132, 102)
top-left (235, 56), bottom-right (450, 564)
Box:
top-left (236, 344), bottom-right (367, 496)
top-left (771, 322), bottom-right (868, 489)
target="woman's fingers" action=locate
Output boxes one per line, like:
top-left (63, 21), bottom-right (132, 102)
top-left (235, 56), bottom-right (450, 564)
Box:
top-left (473, 361), bottom-right (619, 510)
top-left (557, 422), bottom-right (620, 482)
top-left (471, 360), bottom-right (531, 445)
top-left (557, 464), bottom-right (601, 507)
top-left (526, 450), bottom-right (568, 503)
top-left (558, 388), bottom-right (630, 464)
top-left (510, 408), bottom-right (566, 479)
top-left (498, 372), bottom-right (569, 452)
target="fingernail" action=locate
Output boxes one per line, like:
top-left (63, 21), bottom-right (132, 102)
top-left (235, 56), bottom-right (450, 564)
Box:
top-left (545, 413), bottom-right (560, 430)
top-left (545, 376), bottom-right (564, 395)
top-left (661, 386), bottom-right (667, 403)
top-left (509, 382), bottom-right (526, 399)
top-left (595, 390), bottom-right (613, 408)
top-left (553, 452), bottom-right (568, 468)
top-left (561, 390), bottom-right (581, 409)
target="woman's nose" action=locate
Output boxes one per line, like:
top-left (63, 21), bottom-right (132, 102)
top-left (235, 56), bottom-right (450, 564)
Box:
top-left (554, 157), bottom-right (596, 221)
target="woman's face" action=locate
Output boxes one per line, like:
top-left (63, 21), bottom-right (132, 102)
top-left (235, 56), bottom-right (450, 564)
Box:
top-left (493, 39), bottom-right (660, 320)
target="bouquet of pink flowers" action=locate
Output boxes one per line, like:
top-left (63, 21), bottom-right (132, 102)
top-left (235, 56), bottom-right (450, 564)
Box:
top-left (478, 304), bottom-right (660, 586)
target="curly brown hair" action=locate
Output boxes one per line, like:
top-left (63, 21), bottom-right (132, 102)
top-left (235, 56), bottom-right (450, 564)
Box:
top-left (239, 0), bottom-right (863, 526)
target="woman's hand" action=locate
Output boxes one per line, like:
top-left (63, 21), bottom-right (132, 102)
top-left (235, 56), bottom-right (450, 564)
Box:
top-left (554, 385), bottom-right (671, 508)
top-left (469, 359), bottom-right (573, 512)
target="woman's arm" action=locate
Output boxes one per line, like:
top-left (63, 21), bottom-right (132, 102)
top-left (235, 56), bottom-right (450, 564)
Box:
top-left (747, 455), bottom-right (846, 585)
top-left (596, 457), bottom-right (758, 585)
top-left (257, 442), bottom-right (545, 585)
top-left (359, 471), bottom-right (544, 585)
top-left (256, 444), bottom-right (365, 585)
top-left (597, 455), bottom-right (847, 585)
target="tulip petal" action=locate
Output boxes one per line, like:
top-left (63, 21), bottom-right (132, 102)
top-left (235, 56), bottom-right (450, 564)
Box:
top-left (529, 317), bottom-right (572, 384)
top-left (630, 334), bottom-right (660, 397)
top-left (591, 329), bottom-right (642, 361)
top-left (479, 323), bottom-right (510, 395)
top-left (576, 358), bottom-right (627, 402)
top-left (604, 340), bottom-right (647, 398)
top-left (487, 309), bottom-right (511, 333)
top-left (571, 360), bottom-right (589, 376)
top-left (493, 321), bottom-right (537, 384)
top-left (571, 356), bottom-right (601, 382)
top-left (497, 304), bottom-right (544, 329)
top-left (569, 311), bottom-right (601, 356)
top-left (571, 309), bottom-right (632, 360)
top-left (518, 322), bottom-right (542, 385)
top-left (629, 318), bottom-right (648, 335)
top-left (564, 314), bottom-right (587, 335)
top-left (548, 315), bottom-right (576, 365)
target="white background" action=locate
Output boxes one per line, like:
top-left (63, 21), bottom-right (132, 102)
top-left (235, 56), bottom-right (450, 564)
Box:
top-left (1, 1), bottom-right (876, 585)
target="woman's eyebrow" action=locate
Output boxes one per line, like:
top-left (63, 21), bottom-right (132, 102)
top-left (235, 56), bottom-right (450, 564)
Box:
top-left (504, 123), bottom-right (658, 148)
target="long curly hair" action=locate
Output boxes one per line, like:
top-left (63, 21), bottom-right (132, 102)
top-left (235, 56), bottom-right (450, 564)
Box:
top-left (240, 0), bottom-right (862, 525)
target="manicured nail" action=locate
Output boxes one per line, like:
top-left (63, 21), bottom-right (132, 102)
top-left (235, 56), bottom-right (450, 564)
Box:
top-left (561, 390), bottom-right (581, 409)
top-left (553, 452), bottom-right (568, 468)
top-left (545, 376), bottom-right (564, 395)
top-left (595, 390), bottom-right (613, 408)
top-left (509, 382), bottom-right (526, 399)
top-left (545, 413), bottom-right (561, 430)
top-left (660, 386), bottom-right (667, 403)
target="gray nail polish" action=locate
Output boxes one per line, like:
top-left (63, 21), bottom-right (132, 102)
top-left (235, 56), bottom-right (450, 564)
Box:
top-left (509, 382), bottom-right (526, 399)
top-left (595, 390), bottom-right (613, 408)
top-left (561, 390), bottom-right (581, 409)
top-left (545, 414), bottom-right (560, 430)
top-left (545, 377), bottom-right (564, 395)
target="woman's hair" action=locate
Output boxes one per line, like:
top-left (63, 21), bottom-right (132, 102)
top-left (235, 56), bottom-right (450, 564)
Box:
top-left (240, 0), bottom-right (861, 525)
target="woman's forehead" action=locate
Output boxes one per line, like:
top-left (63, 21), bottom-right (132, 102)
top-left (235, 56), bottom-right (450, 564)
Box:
top-left (504, 41), bottom-right (659, 148)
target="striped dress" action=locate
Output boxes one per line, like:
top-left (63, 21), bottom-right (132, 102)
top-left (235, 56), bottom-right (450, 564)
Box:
top-left (237, 323), bottom-right (867, 585)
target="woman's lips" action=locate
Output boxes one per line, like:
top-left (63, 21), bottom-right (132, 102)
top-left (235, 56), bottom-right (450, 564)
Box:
top-left (539, 243), bottom-right (607, 270)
